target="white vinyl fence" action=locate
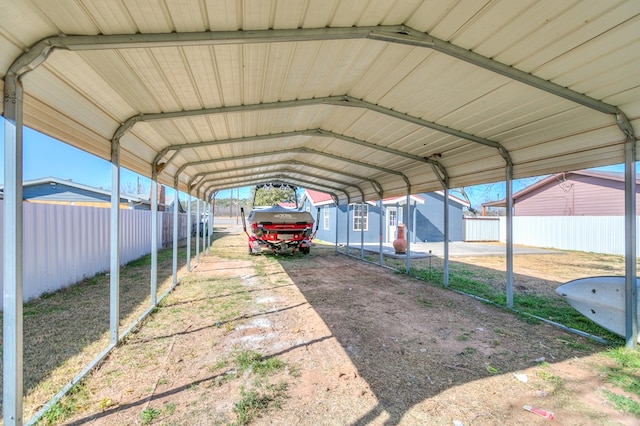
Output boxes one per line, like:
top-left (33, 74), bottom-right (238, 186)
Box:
top-left (0, 201), bottom-right (194, 310)
top-left (463, 215), bottom-right (638, 255)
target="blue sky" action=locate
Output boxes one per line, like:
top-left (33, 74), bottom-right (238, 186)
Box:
top-left (0, 117), bottom-right (247, 202)
top-left (0, 117), bottom-right (628, 208)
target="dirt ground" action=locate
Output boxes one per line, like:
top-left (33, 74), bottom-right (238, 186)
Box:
top-left (48, 225), bottom-right (639, 425)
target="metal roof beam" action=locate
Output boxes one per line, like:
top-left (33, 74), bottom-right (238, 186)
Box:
top-left (326, 96), bottom-right (513, 166)
top-left (158, 129), bottom-right (429, 193)
top-left (9, 25), bottom-right (632, 147)
top-left (204, 176), bottom-right (348, 202)
top-left (208, 179), bottom-right (340, 203)
top-left (200, 168), bottom-right (363, 197)
top-left (326, 96), bottom-right (501, 150)
top-left (176, 147), bottom-right (410, 187)
top-left (113, 96), bottom-right (347, 142)
top-left (370, 27), bottom-right (635, 140)
top-left (119, 94), bottom-right (510, 166)
top-left (155, 128), bottom-right (428, 170)
top-left (369, 27), bottom-right (622, 116)
top-left (190, 160), bottom-right (383, 199)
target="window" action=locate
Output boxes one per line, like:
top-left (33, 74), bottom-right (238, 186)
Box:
top-left (353, 204), bottom-right (369, 231)
top-left (388, 210), bottom-right (397, 227)
top-left (323, 206), bottom-right (330, 230)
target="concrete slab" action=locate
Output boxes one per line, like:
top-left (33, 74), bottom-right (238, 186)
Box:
top-left (350, 241), bottom-right (561, 258)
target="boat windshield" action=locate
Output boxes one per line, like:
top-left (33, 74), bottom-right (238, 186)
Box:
top-left (251, 183), bottom-right (299, 209)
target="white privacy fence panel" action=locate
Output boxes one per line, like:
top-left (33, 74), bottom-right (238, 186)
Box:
top-left (463, 217), bottom-right (500, 241)
top-left (0, 201), bottom-right (192, 310)
top-left (464, 215), bottom-right (636, 255)
top-left (23, 203), bottom-right (110, 304)
top-left (496, 216), bottom-right (637, 256)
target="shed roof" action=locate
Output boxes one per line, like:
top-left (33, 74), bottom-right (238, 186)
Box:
top-left (303, 189), bottom-right (335, 207)
top-left (0, 176), bottom-right (149, 204)
top-left (2, 1), bottom-right (638, 204)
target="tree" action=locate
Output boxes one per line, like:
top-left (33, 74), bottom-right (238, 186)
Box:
top-left (252, 185), bottom-right (297, 207)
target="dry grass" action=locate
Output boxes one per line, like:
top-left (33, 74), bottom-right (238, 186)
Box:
top-left (5, 232), bottom-right (640, 425)
top-left (0, 243), bottom-right (191, 420)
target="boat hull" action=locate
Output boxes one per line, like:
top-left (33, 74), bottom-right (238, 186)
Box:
top-left (556, 276), bottom-right (640, 340)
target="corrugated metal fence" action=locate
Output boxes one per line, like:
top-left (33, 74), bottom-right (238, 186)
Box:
top-left (463, 216), bottom-right (638, 255)
top-left (462, 217), bottom-right (501, 241)
top-left (0, 201), bottom-right (194, 310)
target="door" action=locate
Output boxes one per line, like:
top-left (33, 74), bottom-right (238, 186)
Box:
top-left (387, 207), bottom-right (397, 243)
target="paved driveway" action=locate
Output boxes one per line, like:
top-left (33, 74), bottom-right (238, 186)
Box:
top-left (353, 241), bottom-right (561, 258)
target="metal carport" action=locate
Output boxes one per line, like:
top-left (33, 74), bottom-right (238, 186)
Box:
top-left (2, 1), bottom-right (639, 424)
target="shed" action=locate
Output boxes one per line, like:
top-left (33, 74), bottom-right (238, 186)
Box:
top-left (0, 177), bottom-right (151, 210)
top-left (482, 170), bottom-right (640, 216)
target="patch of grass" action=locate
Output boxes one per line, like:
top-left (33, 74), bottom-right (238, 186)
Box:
top-left (24, 304), bottom-right (65, 316)
top-left (40, 382), bottom-right (90, 425)
top-left (164, 401), bottom-right (176, 415)
top-left (140, 407), bottom-right (162, 425)
top-left (461, 347), bottom-right (476, 356)
top-left (556, 337), bottom-right (591, 351)
top-left (456, 334), bottom-right (470, 342)
top-left (602, 347), bottom-right (640, 398)
top-left (232, 382), bottom-right (289, 426)
top-left (209, 358), bottom-right (229, 372)
top-left (417, 297), bottom-right (432, 308)
top-left (235, 350), bottom-right (285, 377)
top-left (410, 264), bottom-right (623, 344)
top-left (536, 366), bottom-right (564, 393)
top-left (602, 389), bottom-right (640, 415)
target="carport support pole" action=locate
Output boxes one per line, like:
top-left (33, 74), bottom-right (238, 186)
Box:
top-left (203, 199), bottom-right (208, 253)
top-left (3, 76), bottom-right (24, 426)
top-left (172, 181), bottom-right (178, 287)
top-left (360, 201), bottom-right (365, 260)
top-left (406, 193), bottom-right (411, 273)
top-left (346, 204), bottom-right (350, 255)
top-left (378, 200), bottom-right (384, 265)
top-left (150, 178), bottom-right (158, 306)
top-left (444, 189), bottom-right (450, 287)
top-left (207, 194), bottom-right (215, 251)
top-left (207, 198), bottom-right (213, 251)
top-left (187, 192), bottom-right (192, 271)
top-left (624, 138), bottom-right (637, 348)
top-left (195, 196), bottom-right (200, 264)
top-left (109, 140), bottom-right (121, 345)
top-left (506, 169), bottom-right (514, 309)
top-left (412, 200), bottom-right (417, 244)
top-left (334, 202), bottom-right (339, 253)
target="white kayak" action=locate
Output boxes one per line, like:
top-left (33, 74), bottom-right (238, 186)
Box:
top-left (556, 276), bottom-right (640, 339)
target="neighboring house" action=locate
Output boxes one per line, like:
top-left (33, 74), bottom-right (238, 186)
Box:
top-left (0, 177), bottom-right (152, 210)
top-left (301, 189), bottom-right (469, 244)
top-left (482, 170), bottom-right (640, 216)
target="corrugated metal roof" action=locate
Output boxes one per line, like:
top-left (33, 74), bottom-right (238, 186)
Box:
top-left (2, 0), bottom-right (638, 204)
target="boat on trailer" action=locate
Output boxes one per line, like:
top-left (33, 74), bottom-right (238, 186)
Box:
top-left (241, 184), bottom-right (319, 255)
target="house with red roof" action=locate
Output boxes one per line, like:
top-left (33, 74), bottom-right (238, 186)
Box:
top-left (301, 189), bottom-right (469, 244)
